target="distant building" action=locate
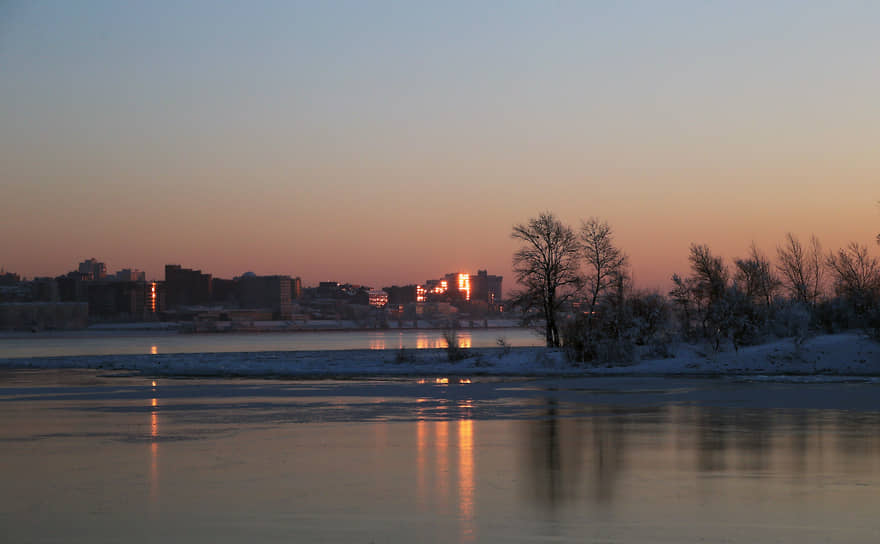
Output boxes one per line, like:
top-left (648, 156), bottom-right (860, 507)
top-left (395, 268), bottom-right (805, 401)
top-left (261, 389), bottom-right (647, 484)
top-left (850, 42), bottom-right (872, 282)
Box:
top-left (165, 265), bottom-right (212, 308)
top-left (0, 271), bottom-right (20, 286)
top-left (211, 278), bottom-right (238, 306)
top-left (444, 272), bottom-right (472, 301)
top-left (238, 274), bottom-right (293, 320)
top-left (0, 302), bottom-right (88, 331)
top-left (115, 268), bottom-right (146, 282)
top-left (317, 281), bottom-right (341, 299)
top-left (425, 271), bottom-right (502, 306)
top-left (425, 278), bottom-right (449, 298)
top-left (87, 281), bottom-right (162, 320)
top-left (383, 285), bottom-right (426, 306)
top-left (78, 258), bottom-right (107, 280)
top-left (291, 277), bottom-right (302, 300)
top-left (368, 290), bottom-right (388, 308)
top-left (57, 272), bottom-right (90, 302)
top-left (30, 277), bottom-right (60, 302)
top-left (471, 270), bottom-right (503, 305)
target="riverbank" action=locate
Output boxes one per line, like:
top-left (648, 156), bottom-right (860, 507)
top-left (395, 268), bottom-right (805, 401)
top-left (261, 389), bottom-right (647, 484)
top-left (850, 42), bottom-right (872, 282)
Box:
top-left (1, 332), bottom-right (878, 378)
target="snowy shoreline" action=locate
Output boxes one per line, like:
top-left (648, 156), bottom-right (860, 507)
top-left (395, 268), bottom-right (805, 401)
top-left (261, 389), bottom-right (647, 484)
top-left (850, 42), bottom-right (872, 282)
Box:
top-left (1, 332), bottom-right (879, 379)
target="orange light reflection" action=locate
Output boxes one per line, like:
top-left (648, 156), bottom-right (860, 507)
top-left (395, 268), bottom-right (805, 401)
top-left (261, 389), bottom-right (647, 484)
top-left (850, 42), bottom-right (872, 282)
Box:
top-left (416, 414), bottom-right (427, 511)
top-left (149, 396), bottom-right (159, 506)
top-left (459, 418), bottom-right (475, 541)
top-left (436, 421), bottom-right (449, 502)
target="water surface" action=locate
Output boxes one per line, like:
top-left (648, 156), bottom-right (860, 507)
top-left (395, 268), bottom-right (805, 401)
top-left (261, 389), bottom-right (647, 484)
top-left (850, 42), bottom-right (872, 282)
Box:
top-left (1, 371), bottom-right (879, 543)
top-left (0, 327), bottom-right (541, 359)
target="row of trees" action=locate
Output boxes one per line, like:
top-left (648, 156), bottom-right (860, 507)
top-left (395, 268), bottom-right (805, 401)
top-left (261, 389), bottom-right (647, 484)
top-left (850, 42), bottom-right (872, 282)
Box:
top-left (511, 212), bottom-right (880, 363)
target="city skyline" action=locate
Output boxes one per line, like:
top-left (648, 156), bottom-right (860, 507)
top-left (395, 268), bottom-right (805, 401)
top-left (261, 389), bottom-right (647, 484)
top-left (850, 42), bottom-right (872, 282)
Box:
top-left (2, 2), bottom-right (879, 289)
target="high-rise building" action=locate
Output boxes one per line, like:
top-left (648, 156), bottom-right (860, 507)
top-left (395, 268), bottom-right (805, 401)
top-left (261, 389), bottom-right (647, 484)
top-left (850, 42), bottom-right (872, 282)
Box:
top-left (238, 274), bottom-right (293, 320)
top-left (164, 265), bottom-right (212, 308)
top-left (429, 271), bottom-right (502, 304)
top-left (471, 270), bottom-right (503, 305)
top-left (86, 281), bottom-right (162, 320)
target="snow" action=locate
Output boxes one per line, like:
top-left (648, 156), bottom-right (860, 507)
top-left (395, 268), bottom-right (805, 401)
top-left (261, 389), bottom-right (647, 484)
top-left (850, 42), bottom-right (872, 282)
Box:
top-left (1, 332), bottom-right (878, 379)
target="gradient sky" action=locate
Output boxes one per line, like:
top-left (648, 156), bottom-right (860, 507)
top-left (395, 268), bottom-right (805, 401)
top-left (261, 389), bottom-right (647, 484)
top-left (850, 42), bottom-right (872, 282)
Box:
top-left (2, 1), bottom-right (879, 290)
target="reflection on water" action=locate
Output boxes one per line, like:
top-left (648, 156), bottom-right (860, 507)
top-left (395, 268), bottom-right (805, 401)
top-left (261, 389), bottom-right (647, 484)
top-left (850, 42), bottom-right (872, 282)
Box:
top-left (4, 374), bottom-right (880, 543)
top-left (149, 391), bottom-right (159, 506)
top-left (364, 332), bottom-right (480, 351)
top-left (458, 415), bottom-right (475, 541)
top-left (416, 332), bottom-right (473, 349)
top-left (1, 327), bottom-right (536, 358)
top-left (520, 401), bottom-right (880, 514)
top-left (412, 414), bottom-right (476, 541)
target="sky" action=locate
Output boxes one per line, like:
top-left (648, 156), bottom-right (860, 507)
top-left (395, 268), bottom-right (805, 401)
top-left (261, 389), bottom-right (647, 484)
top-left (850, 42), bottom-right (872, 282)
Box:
top-left (1, 1), bottom-right (879, 291)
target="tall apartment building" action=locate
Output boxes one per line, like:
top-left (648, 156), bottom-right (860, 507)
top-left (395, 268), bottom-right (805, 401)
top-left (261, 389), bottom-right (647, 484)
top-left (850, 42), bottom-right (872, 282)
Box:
top-left (471, 270), bottom-right (503, 305)
top-left (291, 276), bottom-right (302, 300)
top-left (238, 274), bottom-right (293, 320)
top-left (164, 265), bottom-right (212, 308)
top-left (86, 281), bottom-right (163, 320)
top-left (438, 271), bottom-right (502, 304)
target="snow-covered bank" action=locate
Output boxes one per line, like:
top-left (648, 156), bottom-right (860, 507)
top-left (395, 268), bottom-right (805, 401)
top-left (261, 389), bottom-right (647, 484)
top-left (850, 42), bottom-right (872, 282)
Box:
top-left (1, 333), bottom-right (878, 378)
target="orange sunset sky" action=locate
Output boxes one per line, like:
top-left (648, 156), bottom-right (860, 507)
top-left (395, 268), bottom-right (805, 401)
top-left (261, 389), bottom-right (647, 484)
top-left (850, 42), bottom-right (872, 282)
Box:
top-left (1, 2), bottom-right (878, 292)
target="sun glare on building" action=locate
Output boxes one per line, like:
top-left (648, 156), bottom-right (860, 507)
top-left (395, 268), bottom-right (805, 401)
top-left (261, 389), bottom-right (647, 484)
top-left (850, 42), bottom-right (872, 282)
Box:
top-left (457, 273), bottom-right (470, 301)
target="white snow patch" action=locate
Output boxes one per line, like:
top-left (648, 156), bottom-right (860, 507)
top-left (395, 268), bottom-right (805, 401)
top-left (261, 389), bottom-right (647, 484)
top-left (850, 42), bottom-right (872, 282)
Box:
top-left (1, 333), bottom-right (878, 378)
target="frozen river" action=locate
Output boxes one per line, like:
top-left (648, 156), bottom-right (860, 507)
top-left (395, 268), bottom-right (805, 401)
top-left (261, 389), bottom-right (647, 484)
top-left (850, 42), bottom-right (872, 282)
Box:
top-left (2, 370), bottom-right (880, 542)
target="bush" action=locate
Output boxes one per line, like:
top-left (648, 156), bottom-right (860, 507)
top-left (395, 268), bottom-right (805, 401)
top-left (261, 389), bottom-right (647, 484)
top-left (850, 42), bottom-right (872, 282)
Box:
top-left (442, 326), bottom-right (468, 362)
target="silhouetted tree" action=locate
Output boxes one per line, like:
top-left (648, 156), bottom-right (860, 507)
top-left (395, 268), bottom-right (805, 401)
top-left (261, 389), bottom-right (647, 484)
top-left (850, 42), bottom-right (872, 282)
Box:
top-left (734, 243), bottom-right (780, 308)
top-left (669, 273), bottom-right (698, 339)
top-left (511, 212), bottom-right (581, 347)
top-left (688, 244), bottom-right (732, 350)
top-left (826, 242), bottom-right (880, 317)
top-left (580, 217), bottom-right (628, 322)
top-left (776, 233), bottom-right (824, 307)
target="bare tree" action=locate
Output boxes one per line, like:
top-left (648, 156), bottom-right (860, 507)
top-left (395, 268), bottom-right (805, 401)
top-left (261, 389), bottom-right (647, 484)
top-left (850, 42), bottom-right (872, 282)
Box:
top-left (776, 233), bottom-right (823, 306)
top-left (826, 242), bottom-right (880, 303)
top-left (685, 244), bottom-right (731, 350)
top-left (689, 243), bottom-right (729, 303)
top-left (580, 218), bottom-right (628, 322)
top-left (734, 243), bottom-right (780, 308)
top-left (511, 213), bottom-right (581, 347)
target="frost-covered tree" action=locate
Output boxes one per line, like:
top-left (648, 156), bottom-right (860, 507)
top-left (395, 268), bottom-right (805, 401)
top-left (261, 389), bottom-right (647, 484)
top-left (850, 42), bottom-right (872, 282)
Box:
top-left (511, 213), bottom-right (581, 347)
